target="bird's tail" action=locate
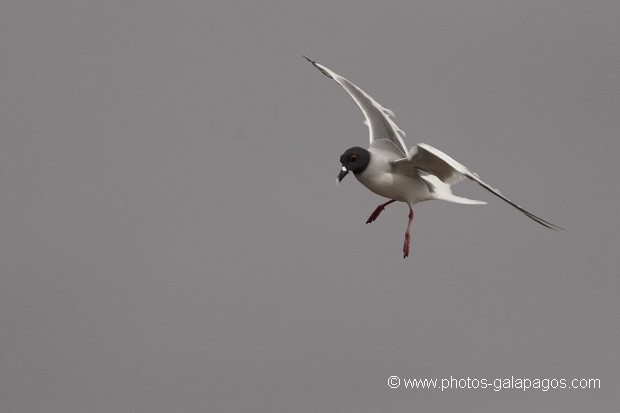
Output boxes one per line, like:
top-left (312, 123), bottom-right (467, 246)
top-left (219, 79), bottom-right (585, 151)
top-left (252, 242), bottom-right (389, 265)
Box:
top-left (440, 194), bottom-right (487, 205)
top-left (420, 173), bottom-right (486, 205)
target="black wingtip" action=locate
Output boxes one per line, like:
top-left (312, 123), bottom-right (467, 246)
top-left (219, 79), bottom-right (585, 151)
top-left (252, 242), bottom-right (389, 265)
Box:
top-left (302, 55), bottom-right (333, 79)
top-left (473, 179), bottom-right (565, 231)
top-left (522, 209), bottom-right (565, 231)
top-left (545, 221), bottom-right (566, 231)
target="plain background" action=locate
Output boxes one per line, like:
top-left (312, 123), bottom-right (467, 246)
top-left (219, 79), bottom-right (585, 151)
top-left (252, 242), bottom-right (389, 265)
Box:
top-left (1, 1), bottom-right (619, 412)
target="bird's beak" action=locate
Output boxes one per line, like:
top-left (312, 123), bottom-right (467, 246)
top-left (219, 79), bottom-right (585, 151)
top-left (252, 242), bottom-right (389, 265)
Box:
top-left (336, 166), bottom-right (349, 185)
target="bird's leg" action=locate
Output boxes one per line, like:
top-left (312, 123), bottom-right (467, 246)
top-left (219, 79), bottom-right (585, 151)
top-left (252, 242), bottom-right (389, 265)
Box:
top-left (366, 199), bottom-right (396, 224)
top-left (403, 207), bottom-right (414, 258)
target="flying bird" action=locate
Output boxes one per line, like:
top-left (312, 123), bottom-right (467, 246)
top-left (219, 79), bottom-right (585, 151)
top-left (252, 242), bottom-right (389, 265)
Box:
top-left (304, 56), bottom-right (562, 258)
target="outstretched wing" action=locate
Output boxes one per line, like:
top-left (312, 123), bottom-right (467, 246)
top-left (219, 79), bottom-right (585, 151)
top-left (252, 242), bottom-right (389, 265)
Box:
top-left (304, 56), bottom-right (408, 157)
top-left (392, 143), bottom-right (564, 230)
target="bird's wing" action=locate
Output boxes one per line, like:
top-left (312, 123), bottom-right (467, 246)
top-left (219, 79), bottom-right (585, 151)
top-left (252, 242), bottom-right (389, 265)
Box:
top-left (304, 56), bottom-right (408, 157)
top-left (391, 143), bottom-right (563, 230)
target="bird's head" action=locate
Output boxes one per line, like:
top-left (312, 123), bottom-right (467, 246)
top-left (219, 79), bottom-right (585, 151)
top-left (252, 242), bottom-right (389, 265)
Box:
top-left (337, 147), bottom-right (370, 184)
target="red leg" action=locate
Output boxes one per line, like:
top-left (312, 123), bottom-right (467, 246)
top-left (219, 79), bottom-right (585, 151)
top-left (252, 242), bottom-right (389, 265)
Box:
top-left (403, 207), bottom-right (414, 258)
top-left (366, 199), bottom-right (396, 224)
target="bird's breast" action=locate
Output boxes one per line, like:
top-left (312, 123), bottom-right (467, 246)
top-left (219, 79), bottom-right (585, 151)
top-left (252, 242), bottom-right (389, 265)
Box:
top-left (355, 166), bottom-right (430, 204)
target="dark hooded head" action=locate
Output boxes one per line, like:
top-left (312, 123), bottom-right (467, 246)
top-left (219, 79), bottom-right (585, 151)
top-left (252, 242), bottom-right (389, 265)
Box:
top-left (337, 147), bottom-right (371, 183)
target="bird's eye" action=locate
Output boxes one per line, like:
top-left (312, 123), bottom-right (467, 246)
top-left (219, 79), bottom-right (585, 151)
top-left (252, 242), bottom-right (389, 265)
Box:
top-left (350, 154), bottom-right (358, 162)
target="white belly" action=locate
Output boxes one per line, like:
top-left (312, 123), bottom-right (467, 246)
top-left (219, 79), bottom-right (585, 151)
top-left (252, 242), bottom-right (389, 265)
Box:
top-left (355, 164), bottom-right (431, 205)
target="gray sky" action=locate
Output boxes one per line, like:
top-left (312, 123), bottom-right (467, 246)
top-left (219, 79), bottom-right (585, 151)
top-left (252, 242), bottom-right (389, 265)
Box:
top-left (1, 1), bottom-right (619, 412)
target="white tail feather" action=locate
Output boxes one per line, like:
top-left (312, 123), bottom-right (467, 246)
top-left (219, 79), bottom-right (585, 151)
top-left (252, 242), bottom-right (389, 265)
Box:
top-left (419, 173), bottom-right (486, 205)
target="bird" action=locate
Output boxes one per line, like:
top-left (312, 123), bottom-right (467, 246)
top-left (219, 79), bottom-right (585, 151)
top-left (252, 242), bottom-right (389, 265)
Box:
top-left (304, 56), bottom-right (563, 258)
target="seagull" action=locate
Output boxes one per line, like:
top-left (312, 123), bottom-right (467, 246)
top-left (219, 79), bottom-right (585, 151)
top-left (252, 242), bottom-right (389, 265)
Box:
top-left (304, 56), bottom-right (563, 258)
